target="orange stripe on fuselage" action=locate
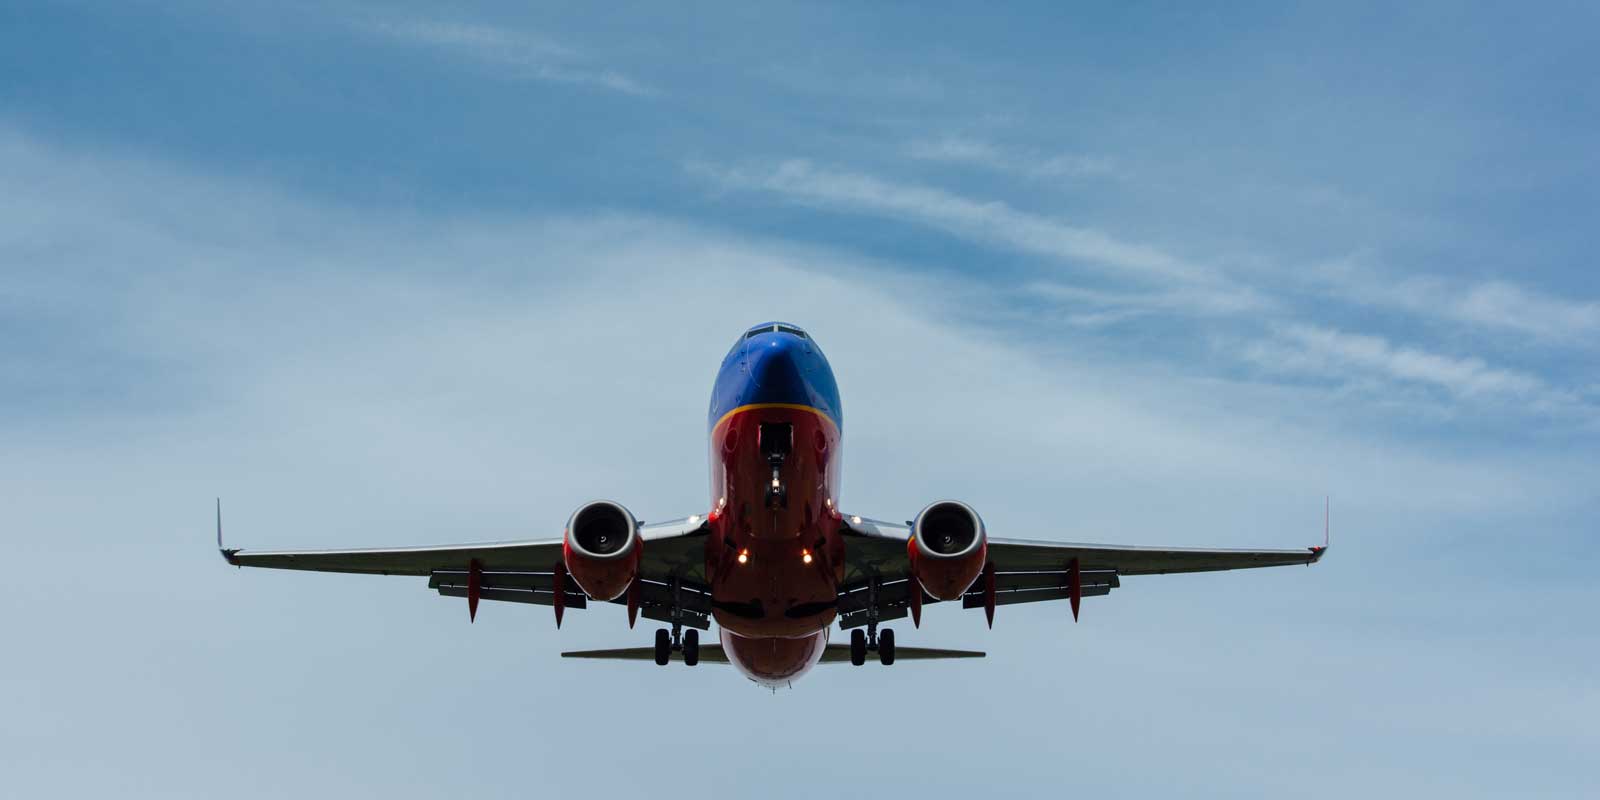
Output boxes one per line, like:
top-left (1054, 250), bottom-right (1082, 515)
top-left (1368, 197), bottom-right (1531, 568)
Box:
top-left (710, 402), bottom-right (839, 434)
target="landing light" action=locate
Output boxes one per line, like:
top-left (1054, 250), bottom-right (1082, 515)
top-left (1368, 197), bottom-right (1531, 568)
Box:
top-left (851, 515), bottom-right (862, 525)
top-left (801, 549), bottom-right (813, 565)
top-left (737, 549), bottom-right (749, 565)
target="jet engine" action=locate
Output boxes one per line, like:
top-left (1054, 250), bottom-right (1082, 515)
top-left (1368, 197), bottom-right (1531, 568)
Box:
top-left (562, 500), bottom-right (641, 601)
top-left (907, 500), bottom-right (987, 601)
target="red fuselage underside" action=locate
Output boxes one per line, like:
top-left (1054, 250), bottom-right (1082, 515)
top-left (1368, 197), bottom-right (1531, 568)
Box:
top-left (704, 404), bottom-right (843, 684)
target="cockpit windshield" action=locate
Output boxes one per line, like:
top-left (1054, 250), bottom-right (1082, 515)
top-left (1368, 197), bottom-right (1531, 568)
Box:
top-left (744, 323), bottom-right (807, 339)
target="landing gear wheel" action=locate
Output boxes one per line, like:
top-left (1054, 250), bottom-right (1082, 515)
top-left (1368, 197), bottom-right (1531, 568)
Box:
top-left (878, 628), bottom-right (896, 665)
top-left (850, 629), bottom-right (867, 666)
top-left (683, 629), bottom-right (700, 666)
top-left (654, 629), bottom-right (671, 666)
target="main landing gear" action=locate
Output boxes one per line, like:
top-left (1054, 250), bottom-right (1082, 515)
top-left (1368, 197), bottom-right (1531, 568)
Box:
top-left (849, 627), bottom-right (896, 666)
top-left (850, 577), bottom-right (896, 666)
top-left (654, 628), bottom-right (700, 666)
top-left (654, 577), bottom-right (700, 667)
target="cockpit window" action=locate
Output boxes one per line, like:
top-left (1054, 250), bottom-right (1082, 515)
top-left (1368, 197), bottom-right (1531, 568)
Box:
top-left (745, 324), bottom-right (807, 339)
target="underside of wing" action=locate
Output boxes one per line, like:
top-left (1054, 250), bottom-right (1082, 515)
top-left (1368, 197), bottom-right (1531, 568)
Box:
top-left (836, 513), bottom-right (1325, 625)
top-left (219, 507), bottom-right (711, 623)
top-left (981, 537), bottom-right (1327, 575)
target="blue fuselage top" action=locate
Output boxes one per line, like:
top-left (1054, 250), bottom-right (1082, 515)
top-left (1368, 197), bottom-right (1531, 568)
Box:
top-left (708, 322), bottom-right (842, 432)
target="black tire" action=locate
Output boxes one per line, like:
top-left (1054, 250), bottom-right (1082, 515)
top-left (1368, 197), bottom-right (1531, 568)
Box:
top-left (654, 629), bottom-right (671, 666)
top-left (683, 629), bottom-right (700, 666)
top-left (878, 628), bottom-right (896, 665)
top-left (850, 629), bottom-right (867, 666)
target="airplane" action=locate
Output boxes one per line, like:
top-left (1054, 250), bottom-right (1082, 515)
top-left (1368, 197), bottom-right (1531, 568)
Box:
top-left (219, 321), bottom-right (1327, 687)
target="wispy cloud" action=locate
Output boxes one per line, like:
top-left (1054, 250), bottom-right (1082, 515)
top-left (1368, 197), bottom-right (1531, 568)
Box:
top-left (1025, 281), bottom-right (1266, 325)
top-left (1237, 324), bottom-right (1593, 423)
top-left (365, 19), bottom-right (654, 96)
top-left (695, 158), bottom-right (1598, 428)
top-left (1315, 260), bottom-right (1600, 346)
top-left (695, 159), bottom-right (1253, 296)
top-left (907, 136), bottom-right (1117, 179)
top-left (874, 150), bottom-right (1600, 351)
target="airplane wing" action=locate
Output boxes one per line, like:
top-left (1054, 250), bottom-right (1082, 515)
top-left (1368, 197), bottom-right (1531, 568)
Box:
top-left (218, 504), bottom-right (714, 629)
top-left (836, 514), bottom-right (1326, 629)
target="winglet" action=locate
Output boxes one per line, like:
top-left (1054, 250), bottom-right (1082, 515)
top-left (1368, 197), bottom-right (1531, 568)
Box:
top-left (217, 498), bottom-right (240, 566)
top-left (1307, 496), bottom-right (1330, 563)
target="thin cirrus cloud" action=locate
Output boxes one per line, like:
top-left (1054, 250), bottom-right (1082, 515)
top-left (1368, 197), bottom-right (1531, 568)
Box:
top-left (702, 158), bottom-right (1600, 348)
top-left (695, 159), bottom-right (1241, 291)
top-left (1023, 281), bottom-right (1270, 323)
top-left (906, 136), bottom-right (1118, 180)
top-left (362, 19), bottom-right (655, 96)
top-left (1314, 261), bottom-right (1600, 346)
top-left (695, 157), bottom-right (1597, 428)
top-left (1237, 324), bottom-right (1595, 425)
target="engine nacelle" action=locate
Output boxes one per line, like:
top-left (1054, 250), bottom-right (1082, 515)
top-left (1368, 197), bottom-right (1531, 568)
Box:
top-left (908, 500), bottom-right (988, 601)
top-left (562, 500), bottom-right (641, 601)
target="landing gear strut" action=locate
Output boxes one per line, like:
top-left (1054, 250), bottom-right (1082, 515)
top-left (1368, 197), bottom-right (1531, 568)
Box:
top-left (761, 423), bottom-right (792, 510)
top-left (655, 577), bottom-right (700, 666)
top-left (849, 577), bottom-right (896, 666)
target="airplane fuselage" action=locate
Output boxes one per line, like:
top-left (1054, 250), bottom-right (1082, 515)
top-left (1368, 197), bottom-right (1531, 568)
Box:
top-left (704, 323), bottom-right (844, 684)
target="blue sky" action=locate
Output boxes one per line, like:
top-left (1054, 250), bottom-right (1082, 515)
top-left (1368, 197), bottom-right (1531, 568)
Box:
top-left (2, 2), bottom-right (1596, 797)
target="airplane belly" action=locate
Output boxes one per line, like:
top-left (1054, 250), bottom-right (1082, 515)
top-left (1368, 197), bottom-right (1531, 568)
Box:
top-left (720, 628), bottom-right (829, 687)
top-left (706, 404), bottom-right (844, 639)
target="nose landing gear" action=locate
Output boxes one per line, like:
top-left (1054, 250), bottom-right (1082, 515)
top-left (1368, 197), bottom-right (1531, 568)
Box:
top-left (760, 423), bottom-right (792, 510)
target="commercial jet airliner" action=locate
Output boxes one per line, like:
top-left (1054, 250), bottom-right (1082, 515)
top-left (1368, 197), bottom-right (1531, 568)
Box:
top-left (220, 322), bottom-right (1326, 687)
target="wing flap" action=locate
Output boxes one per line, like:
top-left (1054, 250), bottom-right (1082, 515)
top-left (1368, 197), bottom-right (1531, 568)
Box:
top-left (437, 584), bottom-right (589, 609)
top-left (838, 603), bottom-right (912, 630)
top-left (431, 569), bottom-right (714, 628)
top-left (428, 570), bottom-right (553, 590)
top-left (961, 583), bottom-right (1112, 609)
top-left (988, 569), bottom-right (1119, 591)
top-left (608, 579), bottom-right (713, 630)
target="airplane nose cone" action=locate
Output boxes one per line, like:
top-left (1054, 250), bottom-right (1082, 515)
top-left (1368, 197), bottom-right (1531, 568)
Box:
top-left (745, 335), bottom-right (808, 397)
